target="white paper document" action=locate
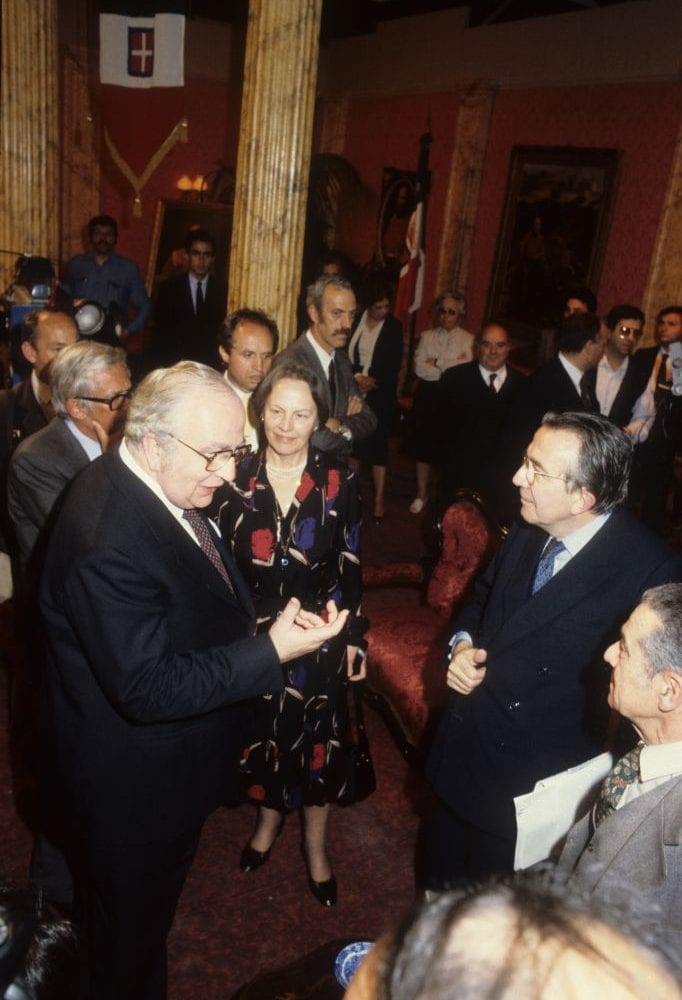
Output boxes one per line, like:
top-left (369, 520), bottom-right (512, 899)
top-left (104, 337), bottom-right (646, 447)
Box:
top-left (513, 752), bottom-right (614, 870)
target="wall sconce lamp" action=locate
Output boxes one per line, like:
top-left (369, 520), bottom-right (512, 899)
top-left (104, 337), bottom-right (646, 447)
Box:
top-left (176, 175), bottom-right (207, 201)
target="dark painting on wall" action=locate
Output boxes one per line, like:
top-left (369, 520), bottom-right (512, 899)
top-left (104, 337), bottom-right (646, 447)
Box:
top-left (145, 198), bottom-right (232, 296)
top-left (375, 169), bottom-right (417, 282)
top-left (486, 146), bottom-right (620, 329)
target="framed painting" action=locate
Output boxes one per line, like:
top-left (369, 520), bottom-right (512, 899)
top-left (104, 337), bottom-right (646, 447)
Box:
top-left (145, 198), bottom-right (233, 295)
top-left (375, 168), bottom-right (417, 278)
top-left (486, 146), bottom-right (620, 329)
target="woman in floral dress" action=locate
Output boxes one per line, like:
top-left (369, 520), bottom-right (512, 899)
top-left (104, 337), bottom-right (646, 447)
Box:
top-left (219, 361), bottom-right (365, 907)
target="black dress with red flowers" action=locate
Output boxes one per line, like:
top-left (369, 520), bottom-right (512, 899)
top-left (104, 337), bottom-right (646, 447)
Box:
top-left (219, 448), bottom-right (365, 811)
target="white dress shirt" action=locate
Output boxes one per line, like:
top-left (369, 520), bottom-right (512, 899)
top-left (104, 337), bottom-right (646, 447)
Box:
top-left (65, 418), bottom-right (102, 461)
top-left (225, 372), bottom-right (258, 451)
top-left (414, 326), bottom-right (474, 381)
top-left (479, 364), bottom-right (507, 391)
top-left (618, 739), bottom-right (682, 810)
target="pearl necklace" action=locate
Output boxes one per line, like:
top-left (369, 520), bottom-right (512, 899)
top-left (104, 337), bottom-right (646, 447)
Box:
top-left (265, 460), bottom-right (306, 479)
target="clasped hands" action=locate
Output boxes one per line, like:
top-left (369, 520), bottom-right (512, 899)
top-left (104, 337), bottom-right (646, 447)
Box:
top-left (446, 639), bottom-right (487, 694)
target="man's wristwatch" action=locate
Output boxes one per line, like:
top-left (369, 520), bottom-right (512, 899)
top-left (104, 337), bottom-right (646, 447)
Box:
top-left (338, 424), bottom-right (353, 441)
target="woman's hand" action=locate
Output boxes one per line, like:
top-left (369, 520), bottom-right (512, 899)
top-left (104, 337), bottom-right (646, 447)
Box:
top-left (346, 645), bottom-right (366, 681)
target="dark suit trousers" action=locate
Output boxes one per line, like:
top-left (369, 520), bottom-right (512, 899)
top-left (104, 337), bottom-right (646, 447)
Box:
top-left (71, 826), bottom-right (202, 1000)
top-left (416, 800), bottom-right (515, 891)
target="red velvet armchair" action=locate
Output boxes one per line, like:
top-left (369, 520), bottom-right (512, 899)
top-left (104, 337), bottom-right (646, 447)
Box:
top-left (362, 492), bottom-right (506, 761)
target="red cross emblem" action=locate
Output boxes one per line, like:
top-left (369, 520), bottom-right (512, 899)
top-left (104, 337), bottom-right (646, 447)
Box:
top-left (128, 28), bottom-right (154, 78)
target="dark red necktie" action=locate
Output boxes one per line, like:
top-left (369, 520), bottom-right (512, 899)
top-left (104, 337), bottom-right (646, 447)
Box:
top-left (183, 509), bottom-right (234, 595)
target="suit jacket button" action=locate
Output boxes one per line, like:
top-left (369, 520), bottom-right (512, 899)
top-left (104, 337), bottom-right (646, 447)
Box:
top-left (507, 700), bottom-right (521, 711)
top-left (495, 740), bottom-right (506, 751)
top-left (538, 666), bottom-right (549, 676)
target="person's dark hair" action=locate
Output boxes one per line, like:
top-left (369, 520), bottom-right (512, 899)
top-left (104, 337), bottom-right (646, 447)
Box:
top-left (563, 285), bottom-right (597, 314)
top-left (604, 305), bottom-right (645, 331)
top-left (184, 227), bottom-right (216, 255)
top-left (540, 411), bottom-right (632, 513)
top-left (0, 883), bottom-right (77, 1000)
top-left (639, 583), bottom-right (682, 679)
top-left (316, 251), bottom-right (346, 277)
top-left (251, 361), bottom-right (329, 433)
top-left (87, 214), bottom-right (118, 240)
top-left (218, 308), bottom-right (279, 354)
top-left (306, 275), bottom-right (354, 313)
top-left (382, 869), bottom-right (681, 1000)
top-left (656, 305), bottom-right (682, 324)
top-left (558, 312), bottom-right (601, 354)
top-left (361, 275), bottom-right (394, 311)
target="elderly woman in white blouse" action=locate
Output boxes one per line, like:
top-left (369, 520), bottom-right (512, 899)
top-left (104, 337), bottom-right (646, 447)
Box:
top-left (410, 290), bottom-right (473, 513)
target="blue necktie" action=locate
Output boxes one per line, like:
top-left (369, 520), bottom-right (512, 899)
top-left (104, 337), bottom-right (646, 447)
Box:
top-left (532, 537), bottom-right (565, 594)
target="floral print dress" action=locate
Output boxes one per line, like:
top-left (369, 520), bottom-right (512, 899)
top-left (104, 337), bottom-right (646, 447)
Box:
top-left (219, 449), bottom-right (365, 810)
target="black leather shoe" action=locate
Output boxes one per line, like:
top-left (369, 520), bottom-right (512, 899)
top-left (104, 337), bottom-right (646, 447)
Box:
top-left (239, 842), bottom-right (272, 873)
top-left (307, 874), bottom-right (337, 907)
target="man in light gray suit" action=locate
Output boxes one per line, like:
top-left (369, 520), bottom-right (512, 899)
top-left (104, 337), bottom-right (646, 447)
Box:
top-left (558, 582), bottom-right (682, 943)
top-left (273, 275), bottom-right (376, 457)
top-left (8, 341), bottom-right (131, 574)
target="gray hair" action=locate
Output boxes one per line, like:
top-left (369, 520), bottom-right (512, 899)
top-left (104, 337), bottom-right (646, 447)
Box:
top-left (50, 341), bottom-right (127, 416)
top-left (540, 411), bottom-right (632, 514)
top-left (639, 583), bottom-right (682, 678)
top-left (305, 274), bottom-right (354, 313)
top-left (125, 361), bottom-right (230, 445)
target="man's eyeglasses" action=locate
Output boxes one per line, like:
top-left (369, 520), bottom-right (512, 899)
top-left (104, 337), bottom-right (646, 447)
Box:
top-left (522, 454), bottom-right (569, 486)
top-left (617, 326), bottom-right (643, 339)
top-left (76, 389), bottom-right (131, 412)
top-left (439, 307), bottom-right (459, 316)
top-left (168, 434), bottom-right (251, 471)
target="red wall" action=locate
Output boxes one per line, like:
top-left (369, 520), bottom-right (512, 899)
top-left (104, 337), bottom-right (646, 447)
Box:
top-left (314, 91), bottom-right (461, 332)
top-left (99, 76), bottom-right (238, 281)
top-left (467, 81), bottom-right (681, 332)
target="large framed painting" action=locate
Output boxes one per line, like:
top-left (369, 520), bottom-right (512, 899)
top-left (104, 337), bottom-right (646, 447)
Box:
top-left (145, 198), bottom-right (233, 296)
top-left (486, 146), bottom-right (620, 329)
top-left (375, 168), bottom-right (417, 280)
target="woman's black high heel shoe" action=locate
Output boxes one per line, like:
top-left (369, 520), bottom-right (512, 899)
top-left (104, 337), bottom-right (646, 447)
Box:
top-left (307, 873), bottom-right (337, 907)
top-left (240, 820), bottom-right (283, 872)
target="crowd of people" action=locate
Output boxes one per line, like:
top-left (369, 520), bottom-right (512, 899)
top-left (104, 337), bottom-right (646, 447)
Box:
top-left (0, 215), bottom-right (681, 999)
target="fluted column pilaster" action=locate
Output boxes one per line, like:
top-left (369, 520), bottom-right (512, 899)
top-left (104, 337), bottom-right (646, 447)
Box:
top-left (0, 0), bottom-right (60, 290)
top-left (228, 0), bottom-right (323, 347)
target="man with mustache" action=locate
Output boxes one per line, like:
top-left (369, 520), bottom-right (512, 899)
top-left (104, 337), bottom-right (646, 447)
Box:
top-left (273, 275), bottom-right (376, 457)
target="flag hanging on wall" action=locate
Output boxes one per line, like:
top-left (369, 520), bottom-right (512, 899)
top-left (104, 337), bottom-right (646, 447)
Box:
top-left (394, 132), bottom-right (432, 323)
top-left (99, 1), bottom-right (187, 216)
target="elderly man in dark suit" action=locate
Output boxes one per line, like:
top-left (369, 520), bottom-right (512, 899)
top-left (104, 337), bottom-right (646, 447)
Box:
top-left (557, 582), bottom-right (682, 945)
top-left (8, 341), bottom-right (131, 574)
top-left (420, 411), bottom-right (682, 890)
top-left (152, 228), bottom-right (227, 368)
top-left (273, 275), bottom-right (376, 458)
top-left (39, 362), bottom-right (349, 1000)
top-left (440, 321), bottom-right (526, 524)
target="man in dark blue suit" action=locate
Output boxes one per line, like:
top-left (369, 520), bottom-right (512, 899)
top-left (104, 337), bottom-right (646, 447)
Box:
top-left (440, 322), bottom-right (526, 524)
top-left (39, 362), bottom-right (349, 999)
top-left (420, 411), bottom-right (682, 890)
top-left (152, 228), bottom-right (227, 368)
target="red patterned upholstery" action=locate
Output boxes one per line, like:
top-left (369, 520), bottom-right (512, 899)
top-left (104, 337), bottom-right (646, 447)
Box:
top-left (364, 496), bottom-right (504, 752)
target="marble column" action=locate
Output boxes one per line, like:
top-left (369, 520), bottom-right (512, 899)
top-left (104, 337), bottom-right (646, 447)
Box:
top-left (640, 121), bottom-right (682, 345)
top-left (435, 81), bottom-right (496, 299)
top-left (0, 0), bottom-right (60, 290)
top-left (228, 0), bottom-right (323, 347)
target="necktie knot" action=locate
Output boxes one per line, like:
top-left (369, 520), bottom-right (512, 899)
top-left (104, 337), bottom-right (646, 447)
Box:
top-left (488, 372), bottom-right (498, 393)
top-left (594, 743), bottom-right (643, 826)
top-left (183, 509), bottom-right (233, 594)
top-left (532, 537), bottom-right (566, 594)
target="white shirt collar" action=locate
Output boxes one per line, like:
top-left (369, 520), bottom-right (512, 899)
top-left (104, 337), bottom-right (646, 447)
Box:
top-left (224, 371), bottom-right (252, 405)
top-left (305, 329), bottom-right (334, 375)
top-left (558, 352), bottom-right (585, 393)
top-left (119, 438), bottom-right (198, 541)
top-left (639, 740), bottom-right (682, 783)
top-left (559, 511), bottom-right (610, 559)
top-left (64, 417), bottom-right (102, 461)
top-left (479, 364), bottom-right (507, 383)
